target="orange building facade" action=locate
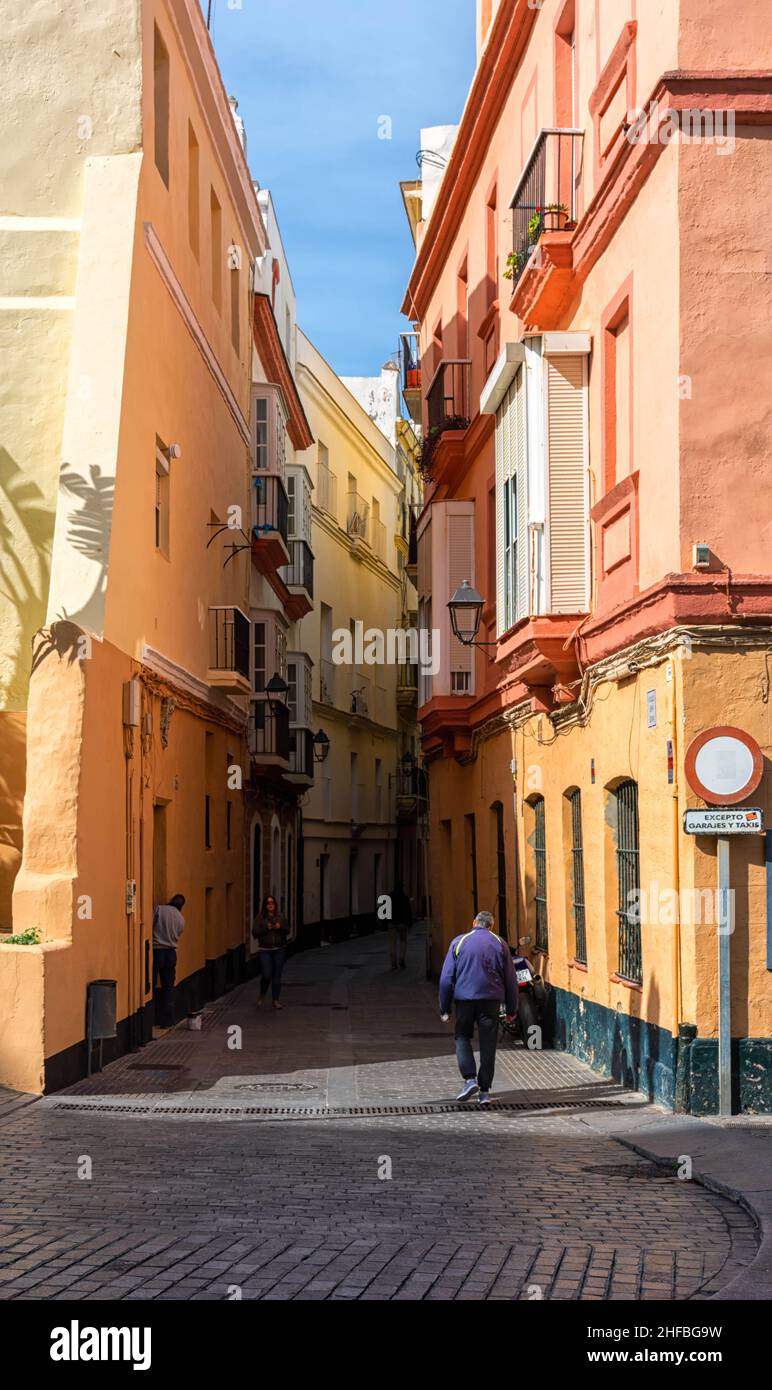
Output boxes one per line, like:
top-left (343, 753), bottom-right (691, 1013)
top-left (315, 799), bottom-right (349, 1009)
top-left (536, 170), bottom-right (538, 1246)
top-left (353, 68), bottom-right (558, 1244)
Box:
top-left (403, 0), bottom-right (772, 1111)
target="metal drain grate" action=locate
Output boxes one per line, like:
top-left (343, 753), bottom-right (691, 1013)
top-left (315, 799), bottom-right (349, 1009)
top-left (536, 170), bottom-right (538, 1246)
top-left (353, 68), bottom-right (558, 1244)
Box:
top-left (51, 1097), bottom-right (626, 1119)
top-left (583, 1162), bottom-right (676, 1180)
top-left (127, 1062), bottom-right (186, 1072)
top-left (231, 1082), bottom-right (317, 1093)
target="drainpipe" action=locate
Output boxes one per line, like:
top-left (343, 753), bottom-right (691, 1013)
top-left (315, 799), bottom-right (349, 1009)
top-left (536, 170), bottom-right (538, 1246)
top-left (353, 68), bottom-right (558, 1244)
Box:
top-left (669, 654), bottom-right (684, 1040)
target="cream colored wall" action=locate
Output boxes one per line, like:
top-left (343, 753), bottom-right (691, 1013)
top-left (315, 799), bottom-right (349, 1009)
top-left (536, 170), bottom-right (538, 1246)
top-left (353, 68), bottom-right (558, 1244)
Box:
top-left (296, 333), bottom-right (403, 923)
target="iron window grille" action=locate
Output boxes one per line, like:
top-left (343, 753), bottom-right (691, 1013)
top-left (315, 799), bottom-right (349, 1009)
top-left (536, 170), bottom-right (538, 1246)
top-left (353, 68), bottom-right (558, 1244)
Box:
top-left (569, 789), bottom-right (587, 964)
top-left (533, 796), bottom-right (549, 952)
top-left (615, 779), bottom-right (642, 984)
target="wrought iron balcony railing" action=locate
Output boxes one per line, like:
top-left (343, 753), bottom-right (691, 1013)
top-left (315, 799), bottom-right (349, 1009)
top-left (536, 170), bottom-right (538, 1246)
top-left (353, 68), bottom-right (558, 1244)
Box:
top-left (426, 359), bottom-right (471, 436)
top-left (400, 331), bottom-right (421, 394)
top-left (347, 491), bottom-right (369, 543)
top-left (508, 128), bottom-right (584, 290)
top-left (319, 658), bottom-right (336, 707)
top-left (249, 699), bottom-right (290, 763)
top-left (208, 606), bottom-right (250, 684)
top-left (253, 472), bottom-right (289, 542)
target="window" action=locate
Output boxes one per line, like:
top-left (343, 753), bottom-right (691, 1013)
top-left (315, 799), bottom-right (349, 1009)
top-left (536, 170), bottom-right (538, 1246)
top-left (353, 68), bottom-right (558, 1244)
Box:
top-left (205, 794), bottom-right (212, 850)
top-left (456, 257), bottom-right (469, 359)
top-left (485, 184), bottom-right (497, 307)
top-left (251, 818), bottom-right (262, 918)
top-left (210, 188), bottom-right (222, 311)
top-left (568, 789), bottom-right (586, 964)
top-left (351, 752), bottom-right (359, 822)
top-left (255, 397), bottom-right (268, 470)
top-left (230, 259), bottom-right (240, 352)
top-left (187, 123), bottom-right (199, 256)
top-left (375, 758), bottom-right (382, 821)
top-left (155, 442), bottom-right (170, 557)
top-left (496, 372), bottom-right (526, 635)
top-left (253, 615), bottom-right (287, 695)
top-left (493, 801), bottom-right (507, 938)
top-left (465, 813), bottom-right (478, 916)
top-left (532, 796), bottom-right (548, 952)
top-left (226, 800), bottom-right (232, 851)
top-left (286, 473), bottom-right (296, 536)
top-left (615, 780), bottom-right (641, 984)
top-left (153, 26), bottom-right (170, 187)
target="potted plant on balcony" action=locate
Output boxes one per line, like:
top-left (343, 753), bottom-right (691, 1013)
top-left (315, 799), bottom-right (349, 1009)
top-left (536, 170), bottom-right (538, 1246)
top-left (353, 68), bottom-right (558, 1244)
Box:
top-left (528, 209), bottom-right (543, 243)
top-left (542, 202), bottom-right (569, 231)
top-left (503, 250), bottom-right (523, 281)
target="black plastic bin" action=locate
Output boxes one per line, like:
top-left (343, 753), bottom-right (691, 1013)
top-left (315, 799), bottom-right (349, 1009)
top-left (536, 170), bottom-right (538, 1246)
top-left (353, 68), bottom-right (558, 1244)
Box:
top-left (86, 979), bottom-right (116, 1075)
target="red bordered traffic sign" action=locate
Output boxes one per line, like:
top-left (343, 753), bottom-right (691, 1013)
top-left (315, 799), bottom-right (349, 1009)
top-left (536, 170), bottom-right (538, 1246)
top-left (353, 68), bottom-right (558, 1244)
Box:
top-left (684, 725), bottom-right (764, 806)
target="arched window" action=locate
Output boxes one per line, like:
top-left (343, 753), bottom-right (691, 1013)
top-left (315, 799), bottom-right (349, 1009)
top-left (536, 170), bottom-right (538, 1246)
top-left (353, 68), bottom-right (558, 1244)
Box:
top-left (615, 780), bottom-right (641, 983)
top-left (532, 795), bottom-right (548, 952)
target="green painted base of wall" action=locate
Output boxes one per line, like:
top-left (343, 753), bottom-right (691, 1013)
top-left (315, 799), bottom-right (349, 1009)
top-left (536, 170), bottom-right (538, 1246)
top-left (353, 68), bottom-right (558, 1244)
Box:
top-left (547, 987), bottom-right (772, 1114)
top-left (685, 1037), bottom-right (772, 1115)
top-left (547, 986), bottom-right (677, 1108)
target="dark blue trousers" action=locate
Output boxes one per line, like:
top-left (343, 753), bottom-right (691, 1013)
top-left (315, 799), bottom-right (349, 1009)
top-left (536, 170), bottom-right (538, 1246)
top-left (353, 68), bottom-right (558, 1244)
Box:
top-left (259, 948), bottom-right (286, 1001)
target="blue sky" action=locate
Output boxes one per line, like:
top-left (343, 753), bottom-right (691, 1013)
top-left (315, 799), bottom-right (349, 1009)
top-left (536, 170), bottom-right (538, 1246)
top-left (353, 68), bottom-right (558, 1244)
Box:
top-left (203, 0), bottom-right (474, 376)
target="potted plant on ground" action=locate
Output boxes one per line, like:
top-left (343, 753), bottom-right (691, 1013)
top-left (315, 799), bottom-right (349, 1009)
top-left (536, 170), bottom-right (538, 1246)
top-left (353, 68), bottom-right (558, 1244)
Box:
top-left (542, 201), bottom-right (569, 231)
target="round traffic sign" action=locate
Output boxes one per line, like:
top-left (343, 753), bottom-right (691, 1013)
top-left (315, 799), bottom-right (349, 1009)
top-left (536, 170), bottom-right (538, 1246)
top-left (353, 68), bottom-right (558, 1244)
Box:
top-left (684, 726), bottom-right (764, 806)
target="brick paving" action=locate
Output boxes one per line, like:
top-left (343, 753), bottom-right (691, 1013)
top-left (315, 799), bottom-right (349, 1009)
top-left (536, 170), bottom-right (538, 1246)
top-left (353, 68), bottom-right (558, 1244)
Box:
top-left (0, 929), bottom-right (759, 1300)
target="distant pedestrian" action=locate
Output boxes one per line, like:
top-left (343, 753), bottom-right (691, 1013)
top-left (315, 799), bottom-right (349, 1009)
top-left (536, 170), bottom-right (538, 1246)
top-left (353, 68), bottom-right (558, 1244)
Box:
top-left (252, 894), bottom-right (289, 1009)
top-left (152, 893), bottom-right (186, 1030)
top-left (388, 880), bottom-right (413, 970)
top-left (439, 910), bottom-right (518, 1105)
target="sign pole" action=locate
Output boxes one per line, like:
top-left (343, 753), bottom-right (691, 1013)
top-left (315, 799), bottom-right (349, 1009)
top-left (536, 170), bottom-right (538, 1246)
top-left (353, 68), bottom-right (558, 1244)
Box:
top-left (717, 836), bottom-right (732, 1117)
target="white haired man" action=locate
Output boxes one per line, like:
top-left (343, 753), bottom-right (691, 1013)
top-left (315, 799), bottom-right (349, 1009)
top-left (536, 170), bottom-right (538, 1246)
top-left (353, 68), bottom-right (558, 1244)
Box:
top-left (439, 910), bottom-right (518, 1104)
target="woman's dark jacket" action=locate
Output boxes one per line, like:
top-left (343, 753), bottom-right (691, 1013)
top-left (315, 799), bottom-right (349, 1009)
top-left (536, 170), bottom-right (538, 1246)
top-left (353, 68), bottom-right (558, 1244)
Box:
top-left (252, 914), bottom-right (289, 950)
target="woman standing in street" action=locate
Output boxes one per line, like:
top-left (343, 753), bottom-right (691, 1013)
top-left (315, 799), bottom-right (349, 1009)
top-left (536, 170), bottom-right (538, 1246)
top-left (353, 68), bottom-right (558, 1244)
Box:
top-left (252, 894), bottom-right (290, 1009)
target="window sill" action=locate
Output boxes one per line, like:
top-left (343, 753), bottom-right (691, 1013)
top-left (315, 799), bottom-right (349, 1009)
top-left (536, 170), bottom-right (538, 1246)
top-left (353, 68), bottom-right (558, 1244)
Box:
top-left (609, 972), bottom-right (642, 993)
top-left (569, 958), bottom-right (588, 973)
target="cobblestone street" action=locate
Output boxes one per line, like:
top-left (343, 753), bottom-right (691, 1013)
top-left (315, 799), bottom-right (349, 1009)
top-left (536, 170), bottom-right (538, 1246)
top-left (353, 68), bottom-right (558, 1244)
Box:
top-left (0, 931), bottom-right (760, 1301)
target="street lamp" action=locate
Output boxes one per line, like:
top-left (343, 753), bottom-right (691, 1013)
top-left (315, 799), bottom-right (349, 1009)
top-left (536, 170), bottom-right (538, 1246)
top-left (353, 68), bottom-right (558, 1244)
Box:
top-left (266, 674), bottom-right (289, 710)
top-left (447, 580), bottom-right (497, 653)
top-left (312, 728), bottom-right (330, 764)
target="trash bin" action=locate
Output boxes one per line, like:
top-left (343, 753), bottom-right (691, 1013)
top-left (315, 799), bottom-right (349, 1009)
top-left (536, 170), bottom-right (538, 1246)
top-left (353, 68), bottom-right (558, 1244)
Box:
top-left (87, 979), bottom-right (117, 1039)
top-left (86, 979), bottom-right (116, 1077)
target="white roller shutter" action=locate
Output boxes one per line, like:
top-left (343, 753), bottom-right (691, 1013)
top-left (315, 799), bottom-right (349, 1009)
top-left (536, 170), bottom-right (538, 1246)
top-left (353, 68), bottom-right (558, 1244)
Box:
top-left (546, 353), bottom-right (589, 613)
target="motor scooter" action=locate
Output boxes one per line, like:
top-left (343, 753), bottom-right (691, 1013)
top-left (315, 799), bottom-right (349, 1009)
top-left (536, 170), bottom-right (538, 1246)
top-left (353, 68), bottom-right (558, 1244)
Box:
top-left (499, 949), bottom-right (546, 1045)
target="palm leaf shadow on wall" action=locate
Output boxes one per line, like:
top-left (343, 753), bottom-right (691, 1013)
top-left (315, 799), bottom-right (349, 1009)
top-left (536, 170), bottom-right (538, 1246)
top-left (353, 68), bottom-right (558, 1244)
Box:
top-left (0, 447), bottom-right (53, 709)
top-left (53, 462), bottom-right (114, 634)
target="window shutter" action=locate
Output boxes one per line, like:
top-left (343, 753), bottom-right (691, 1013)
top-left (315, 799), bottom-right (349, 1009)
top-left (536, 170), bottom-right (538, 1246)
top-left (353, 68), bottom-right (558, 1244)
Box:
top-left (495, 391), bottom-right (507, 638)
top-left (447, 509), bottom-right (475, 693)
top-left (546, 354), bottom-right (588, 613)
top-left (513, 370), bottom-right (528, 621)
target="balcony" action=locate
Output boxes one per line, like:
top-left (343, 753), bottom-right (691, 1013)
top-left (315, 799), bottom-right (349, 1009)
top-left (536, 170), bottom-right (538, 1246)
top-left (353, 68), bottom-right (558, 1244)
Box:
top-left (347, 492), bottom-right (369, 550)
top-left (251, 473), bottom-right (290, 575)
top-left (249, 699), bottom-right (290, 769)
top-left (400, 331), bottom-right (422, 426)
top-left (207, 606), bottom-right (250, 695)
top-left (319, 658), bottom-right (336, 707)
top-left (286, 726), bottom-right (315, 786)
top-left (507, 128), bottom-right (583, 310)
top-left (317, 461), bottom-right (338, 520)
top-left (371, 516), bottom-right (386, 563)
top-left (397, 661), bottom-right (418, 710)
top-left (426, 359), bottom-right (471, 436)
top-left (280, 538), bottom-right (314, 619)
top-left (349, 672), bottom-right (370, 718)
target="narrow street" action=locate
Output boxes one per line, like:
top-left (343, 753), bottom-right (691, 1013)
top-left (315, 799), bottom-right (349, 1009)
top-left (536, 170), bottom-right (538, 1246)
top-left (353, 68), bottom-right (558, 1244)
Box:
top-left (0, 930), bottom-right (759, 1302)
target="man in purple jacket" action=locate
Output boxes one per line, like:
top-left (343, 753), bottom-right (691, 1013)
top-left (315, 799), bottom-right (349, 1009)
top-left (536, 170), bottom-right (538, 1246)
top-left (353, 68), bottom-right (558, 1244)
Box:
top-left (439, 910), bottom-right (518, 1105)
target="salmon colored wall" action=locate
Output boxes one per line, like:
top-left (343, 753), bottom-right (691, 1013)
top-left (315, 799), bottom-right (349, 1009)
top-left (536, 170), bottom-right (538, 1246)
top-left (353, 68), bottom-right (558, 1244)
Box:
top-left (0, 714), bottom-right (26, 930)
top-left (678, 0), bottom-right (772, 68)
top-left (678, 130), bottom-right (772, 575)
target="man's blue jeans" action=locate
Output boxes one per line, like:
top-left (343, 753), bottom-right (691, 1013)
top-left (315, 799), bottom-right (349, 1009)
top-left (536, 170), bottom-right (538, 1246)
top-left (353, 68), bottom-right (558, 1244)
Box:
top-left (454, 999), bottom-right (500, 1092)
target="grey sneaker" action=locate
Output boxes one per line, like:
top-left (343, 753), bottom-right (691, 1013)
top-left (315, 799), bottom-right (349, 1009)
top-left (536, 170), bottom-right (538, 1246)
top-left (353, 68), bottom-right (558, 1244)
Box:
top-left (478, 1092), bottom-right (491, 1105)
top-left (456, 1079), bottom-right (479, 1102)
